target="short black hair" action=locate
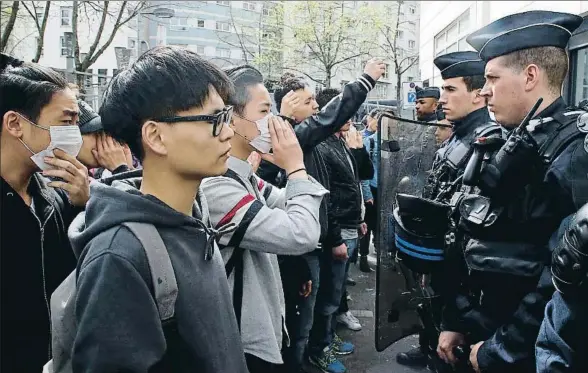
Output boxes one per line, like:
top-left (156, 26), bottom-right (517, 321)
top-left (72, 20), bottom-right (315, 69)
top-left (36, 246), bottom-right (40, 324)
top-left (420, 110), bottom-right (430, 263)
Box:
top-left (316, 88), bottom-right (341, 110)
top-left (99, 46), bottom-right (234, 160)
top-left (224, 65), bottom-right (264, 115)
top-left (462, 75), bottom-right (486, 92)
top-left (274, 75), bottom-right (307, 112)
top-left (1, 53), bottom-right (69, 125)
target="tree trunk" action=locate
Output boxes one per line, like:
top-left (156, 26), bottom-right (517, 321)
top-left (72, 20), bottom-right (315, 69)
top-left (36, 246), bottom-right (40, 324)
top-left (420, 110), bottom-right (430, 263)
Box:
top-left (396, 66), bottom-right (402, 102)
top-left (1, 1), bottom-right (19, 52)
top-left (325, 68), bottom-right (332, 89)
top-left (32, 2), bottom-right (51, 63)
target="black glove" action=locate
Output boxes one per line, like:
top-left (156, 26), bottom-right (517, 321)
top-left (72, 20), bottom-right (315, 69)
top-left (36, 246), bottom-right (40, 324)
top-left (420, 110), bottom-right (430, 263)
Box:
top-left (552, 203), bottom-right (588, 296)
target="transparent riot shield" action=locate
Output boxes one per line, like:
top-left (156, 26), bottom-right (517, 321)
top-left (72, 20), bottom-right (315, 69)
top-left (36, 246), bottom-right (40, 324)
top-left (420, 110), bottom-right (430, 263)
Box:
top-left (374, 113), bottom-right (442, 351)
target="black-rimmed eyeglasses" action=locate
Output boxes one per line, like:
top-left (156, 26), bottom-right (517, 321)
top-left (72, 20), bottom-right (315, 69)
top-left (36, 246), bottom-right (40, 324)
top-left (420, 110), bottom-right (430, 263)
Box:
top-left (154, 105), bottom-right (233, 137)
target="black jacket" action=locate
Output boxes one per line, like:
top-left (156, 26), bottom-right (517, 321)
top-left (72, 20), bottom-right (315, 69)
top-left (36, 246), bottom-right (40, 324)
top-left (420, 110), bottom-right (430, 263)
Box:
top-left (257, 73), bottom-right (375, 248)
top-left (443, 98), bottom-right (588, 373)
top-left (1, 174), bottom-right (82, 372)
top-left (318, 135), bottom-right (374, 230)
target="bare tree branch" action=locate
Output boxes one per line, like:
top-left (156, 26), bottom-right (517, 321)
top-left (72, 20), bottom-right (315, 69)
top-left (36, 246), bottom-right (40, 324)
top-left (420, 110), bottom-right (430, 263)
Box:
top-left (1, 1), bottom-right (19, 52)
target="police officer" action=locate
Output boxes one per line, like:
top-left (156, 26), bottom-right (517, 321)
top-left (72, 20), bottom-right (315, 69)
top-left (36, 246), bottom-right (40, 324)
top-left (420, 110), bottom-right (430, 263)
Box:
top-left (396, 51), bottom-right (503, 370)
top-left (536, 201), bottom-right (588, 373)
top-left (437, 11), bottom-right (588, 373)
top-left (415, 86), bottom-right (440, 122)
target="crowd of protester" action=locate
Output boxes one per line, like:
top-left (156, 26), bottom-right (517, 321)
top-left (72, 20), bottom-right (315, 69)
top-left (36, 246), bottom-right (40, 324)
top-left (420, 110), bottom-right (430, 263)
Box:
top-left (0, 48), bottom-right (385, 373)
top-left (2, 9), bottom-right (588, 373)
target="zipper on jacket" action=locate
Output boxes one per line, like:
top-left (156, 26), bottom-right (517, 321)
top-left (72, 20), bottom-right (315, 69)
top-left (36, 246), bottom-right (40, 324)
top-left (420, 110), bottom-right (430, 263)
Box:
top-left (32, 207), bottom-right (55, 359)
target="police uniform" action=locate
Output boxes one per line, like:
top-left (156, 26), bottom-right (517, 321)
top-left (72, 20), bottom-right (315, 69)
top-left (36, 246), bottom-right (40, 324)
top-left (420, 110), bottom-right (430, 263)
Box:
top-left (416, 86), bottom-right (441, 122)
top-left (535, 201), bottom-right (588, 373)
top-left (441, 11), bottom-right (588, 373)
top-left (396, 53), bottom-right (503, 370)
top-left (423, 51), bottom-right (504, 203)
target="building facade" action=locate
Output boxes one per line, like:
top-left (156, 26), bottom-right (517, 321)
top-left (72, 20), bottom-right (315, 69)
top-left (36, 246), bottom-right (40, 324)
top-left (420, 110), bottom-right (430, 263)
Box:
top-left (145, 1), bottom-right (283, 81)
top-left (419, 1), bottom-right (588, 105)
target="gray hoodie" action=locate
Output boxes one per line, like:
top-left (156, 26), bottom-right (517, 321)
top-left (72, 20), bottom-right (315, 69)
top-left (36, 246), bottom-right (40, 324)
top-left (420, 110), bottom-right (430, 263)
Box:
top-left (68, 179), bottom-right (248, 373)
top-left (201, 157), bottom-right (327, 364)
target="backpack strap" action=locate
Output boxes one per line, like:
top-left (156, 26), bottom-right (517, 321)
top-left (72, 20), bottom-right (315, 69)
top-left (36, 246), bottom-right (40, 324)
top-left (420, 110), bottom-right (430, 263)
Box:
top-left (219, 169), bottom-right (262, 331)
top-left (122, 222), bottom-right (178, 322)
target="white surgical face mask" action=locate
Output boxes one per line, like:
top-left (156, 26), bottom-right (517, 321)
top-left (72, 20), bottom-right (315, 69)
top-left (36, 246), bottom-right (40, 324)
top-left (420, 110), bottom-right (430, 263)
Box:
top-left (249, 113), bottom-right (272, 154)
top-left (18, 115), bottom-right (83, 170)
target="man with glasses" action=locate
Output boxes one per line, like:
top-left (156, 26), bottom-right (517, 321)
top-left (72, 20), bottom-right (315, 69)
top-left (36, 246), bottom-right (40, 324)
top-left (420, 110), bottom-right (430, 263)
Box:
top-left (201, 65), bottom-right (328, 373)
top-left (68, 46), bottom-right (249, 372)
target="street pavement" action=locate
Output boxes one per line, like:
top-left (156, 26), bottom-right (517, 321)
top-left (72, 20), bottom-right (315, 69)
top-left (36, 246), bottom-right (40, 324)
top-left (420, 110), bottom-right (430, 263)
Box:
top-left (303, 253), bottom-right (429, 373)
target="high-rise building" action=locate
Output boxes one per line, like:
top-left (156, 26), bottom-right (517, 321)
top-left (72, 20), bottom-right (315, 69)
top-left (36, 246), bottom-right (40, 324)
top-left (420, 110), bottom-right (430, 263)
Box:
top-left (144, 1), bottom-right (283, 81)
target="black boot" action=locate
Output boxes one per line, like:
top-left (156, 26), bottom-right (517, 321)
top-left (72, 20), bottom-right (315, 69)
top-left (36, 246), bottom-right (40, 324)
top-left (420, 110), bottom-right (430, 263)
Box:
top-left (359, 255), bottom-right (374, 273)
top-left (396, 346), bottom-right (427, 368)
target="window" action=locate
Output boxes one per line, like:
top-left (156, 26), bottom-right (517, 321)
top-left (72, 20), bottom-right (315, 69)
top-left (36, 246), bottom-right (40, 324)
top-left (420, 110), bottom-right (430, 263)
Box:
top-left (216, 21), bottom-right (230, 32)
top-left (216, 48), bottom-right (231, 58)
top-left (198, 19), bottom-right (205, 28)
top-left (98, 69), bottom-right (108, 86)
top-left (60, 36), bottom-right (68, 56)
top-left (372, 82), bottom-right (388, 99)
top-left (434, 10), bottom-right (470, 56)
top-left (262, 6), bottom-right (270, 16)
top-left (573, 47), bottom-right (588, 103)
top-left (382, 63), bottom-right (390, 79)
top-left (408, 76), bottom-right (414, 82)
top-left (408, 40), bottom-right (416, 49)
top-left (129, 39), bottom-right (136, 49)
top-left (60, 6), bottom-right (72, 26)
top-left (171, 17), bottom-right (188, 30)
top-left (216, 1), bottom-right (230, 6)
top-left (243, 1), bottom-right (256, 11)
top-left (409, 6), bottom-right (416, 14)
top-left (396, 30), bottom-right (404, 39)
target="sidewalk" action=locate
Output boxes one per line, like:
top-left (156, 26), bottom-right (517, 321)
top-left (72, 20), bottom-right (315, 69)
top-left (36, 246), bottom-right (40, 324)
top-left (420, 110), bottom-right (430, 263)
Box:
top-left (304, 253), bottom-right (429, 373)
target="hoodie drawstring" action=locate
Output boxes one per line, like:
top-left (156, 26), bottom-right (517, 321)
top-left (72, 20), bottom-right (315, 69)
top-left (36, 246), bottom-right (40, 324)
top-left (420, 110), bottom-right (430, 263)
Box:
top-left (199, 221), bottom-right (237, 261)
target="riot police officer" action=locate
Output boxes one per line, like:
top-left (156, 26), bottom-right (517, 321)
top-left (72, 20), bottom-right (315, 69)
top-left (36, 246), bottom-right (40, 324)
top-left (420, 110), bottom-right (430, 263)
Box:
top-left (536, 201), bottom-right (588, 373)
top-left (416, 86), bottom-right (440, 122)
top-left (437, 11), bottom-right (588, 373)
top-left (396, 51), bottom-right (503, 370)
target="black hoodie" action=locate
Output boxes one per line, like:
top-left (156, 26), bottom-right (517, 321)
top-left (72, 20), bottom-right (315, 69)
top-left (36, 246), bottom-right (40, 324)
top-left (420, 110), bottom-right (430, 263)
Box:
top-left (68, 180), bottom-right (248, 373)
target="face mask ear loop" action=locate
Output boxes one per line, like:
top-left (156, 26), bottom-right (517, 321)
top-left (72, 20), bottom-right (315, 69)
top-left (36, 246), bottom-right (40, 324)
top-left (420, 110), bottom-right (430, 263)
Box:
top-left (18, 138), bottom-right (37, 155)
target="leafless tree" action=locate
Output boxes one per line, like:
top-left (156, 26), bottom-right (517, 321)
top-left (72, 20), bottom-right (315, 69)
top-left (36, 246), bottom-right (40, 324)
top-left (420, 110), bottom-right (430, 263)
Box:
top-left (20, 1), bottom-right (51, 62)
top-left (376, 1), bottom-right (419, 101)
top-left (283, 1), bottom-right (376, 89)
top-left (0, 1), bottom-right (20, 52)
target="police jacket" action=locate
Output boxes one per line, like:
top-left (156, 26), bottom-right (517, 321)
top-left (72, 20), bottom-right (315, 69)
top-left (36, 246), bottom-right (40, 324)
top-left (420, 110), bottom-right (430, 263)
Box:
top-left (443, 98), bottom-right (588, 373)
top-left (317, 135), bottom-right (374, 230)
top-left (1, 174), bottom-right (82, 372)
top-left (536, 208), bottom-right (588, 373)
top-left (257, 73), bottom-right (376, 249)
top-left (423, 107), bottom-right (500, 202)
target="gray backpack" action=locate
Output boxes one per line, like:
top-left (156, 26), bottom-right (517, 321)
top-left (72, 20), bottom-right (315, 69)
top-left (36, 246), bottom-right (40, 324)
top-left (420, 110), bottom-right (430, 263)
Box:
top-left (43, 222), bottom-right (178, 373)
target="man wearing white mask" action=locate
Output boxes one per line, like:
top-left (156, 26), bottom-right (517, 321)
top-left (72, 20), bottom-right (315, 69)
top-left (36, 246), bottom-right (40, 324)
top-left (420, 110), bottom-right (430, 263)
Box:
top-left (201, 65), bottom-right (329, 373)
top-left (0, 54), bottom-right (90, 372)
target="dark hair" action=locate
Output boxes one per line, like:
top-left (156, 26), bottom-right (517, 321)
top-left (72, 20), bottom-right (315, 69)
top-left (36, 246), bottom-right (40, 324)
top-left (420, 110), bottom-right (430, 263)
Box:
top-left (1, 53), bottom-right (69, 126)
top-left (99, 46), bottom-right (234, 160)
top-left (224, 65), bottom-right (264, 115)
top-left (273, 74), bottom-right (307, 112)
top-left (462, 75), bottom-right (486, 92)
top-left (316, 88), bottom-right (341, 110)
top-left (501, 46), bottom-right (568, 94)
